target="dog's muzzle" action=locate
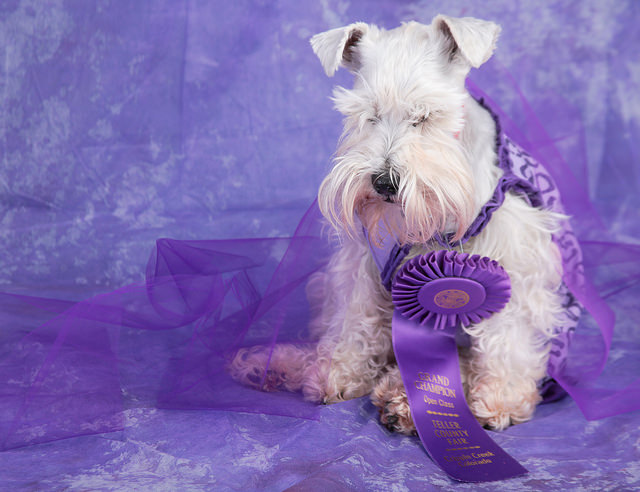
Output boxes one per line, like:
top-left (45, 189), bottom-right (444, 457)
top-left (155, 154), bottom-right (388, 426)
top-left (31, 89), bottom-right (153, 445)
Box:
top-left (371, 171), bottom-right (399, 200)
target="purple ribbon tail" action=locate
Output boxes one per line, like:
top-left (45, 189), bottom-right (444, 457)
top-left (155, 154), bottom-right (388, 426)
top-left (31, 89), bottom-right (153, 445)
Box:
top-left (392, 311), bottom-right (528, 482)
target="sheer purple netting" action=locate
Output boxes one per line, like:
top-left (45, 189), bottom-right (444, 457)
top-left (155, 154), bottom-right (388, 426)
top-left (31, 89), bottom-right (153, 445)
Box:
top-left (1, 70), bottom-right (639, 452)
top-left (0, 204), bottom-right (331, 450)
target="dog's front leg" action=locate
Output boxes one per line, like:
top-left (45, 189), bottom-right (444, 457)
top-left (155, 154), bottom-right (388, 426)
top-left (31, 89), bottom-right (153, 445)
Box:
top-left (463, 306), bottom-right (553, 430)
top-left (302, 239), bottom-right (394, 404)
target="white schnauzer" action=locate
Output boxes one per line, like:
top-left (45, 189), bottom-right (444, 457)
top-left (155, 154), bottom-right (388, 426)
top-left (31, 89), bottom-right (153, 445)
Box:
top-left (230, 16), bottom-right (568, 433)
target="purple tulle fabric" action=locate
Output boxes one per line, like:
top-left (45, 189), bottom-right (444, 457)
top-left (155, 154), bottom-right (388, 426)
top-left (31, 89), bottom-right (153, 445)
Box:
top-left (0, 204), bottom-right (331, 450)
top-left (1, 69), bottom-right (639, 455)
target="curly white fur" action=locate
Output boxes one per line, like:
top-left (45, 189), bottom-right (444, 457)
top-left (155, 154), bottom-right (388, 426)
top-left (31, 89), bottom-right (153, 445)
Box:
top-left (229, 16), bottom-right (566, 432)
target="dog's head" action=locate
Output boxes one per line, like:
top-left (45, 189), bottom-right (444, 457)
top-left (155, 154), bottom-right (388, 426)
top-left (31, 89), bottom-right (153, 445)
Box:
top-left (311, 17), bottom-right (500, 245)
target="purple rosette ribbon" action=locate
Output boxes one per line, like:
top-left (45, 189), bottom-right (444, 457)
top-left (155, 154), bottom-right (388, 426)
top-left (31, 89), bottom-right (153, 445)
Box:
top-left (392, 250), bottom-right (511, 330)
top-left (391, 250), bottom-right (527, 482)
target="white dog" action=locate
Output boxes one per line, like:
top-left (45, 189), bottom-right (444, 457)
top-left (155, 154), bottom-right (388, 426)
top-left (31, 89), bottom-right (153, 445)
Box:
top-left (230, 16), bottom-right (567, 433)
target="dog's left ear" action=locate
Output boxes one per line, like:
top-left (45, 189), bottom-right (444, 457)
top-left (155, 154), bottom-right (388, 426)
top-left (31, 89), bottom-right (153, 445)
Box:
top-left (310, 23), bottom-right (369, 76)
top-left (432, 15), bottom-right (501, 69)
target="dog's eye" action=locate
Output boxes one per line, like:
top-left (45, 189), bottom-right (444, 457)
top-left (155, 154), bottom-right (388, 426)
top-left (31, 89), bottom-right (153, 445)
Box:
top-left (367, 116), bottom-right (380, 125)
top-left (411, 115), bottom-right (429, 127)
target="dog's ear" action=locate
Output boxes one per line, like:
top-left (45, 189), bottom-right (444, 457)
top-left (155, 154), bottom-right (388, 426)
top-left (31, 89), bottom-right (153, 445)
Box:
top-left (432, 15), bottom-right (500, 69)
top-left (310, 23), bottom-right (369, 76)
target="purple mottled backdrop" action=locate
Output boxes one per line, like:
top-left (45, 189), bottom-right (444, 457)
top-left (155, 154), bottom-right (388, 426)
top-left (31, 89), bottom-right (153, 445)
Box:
top-left (1, 1), bottom-right (639, 490)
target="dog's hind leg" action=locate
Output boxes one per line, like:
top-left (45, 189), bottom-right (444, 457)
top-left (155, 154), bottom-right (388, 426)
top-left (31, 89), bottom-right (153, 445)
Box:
top-left (228, 343), bottom-right (316, 392)
top-left (301, 239), bottom-right (395, 404)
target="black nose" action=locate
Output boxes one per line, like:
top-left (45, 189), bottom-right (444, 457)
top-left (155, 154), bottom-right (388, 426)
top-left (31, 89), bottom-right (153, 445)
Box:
top-left (372, 172), bottom-right (398, 198)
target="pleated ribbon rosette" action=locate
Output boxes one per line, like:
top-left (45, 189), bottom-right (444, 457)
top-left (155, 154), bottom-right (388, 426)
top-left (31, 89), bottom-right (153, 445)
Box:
top-left (392, 250), bottom-right (512, 331)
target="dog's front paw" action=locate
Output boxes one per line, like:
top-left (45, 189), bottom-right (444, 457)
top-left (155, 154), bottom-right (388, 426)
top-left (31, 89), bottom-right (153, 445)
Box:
top-left (378, 398), bottom-right (416, 435)
top-left (468, 380), bottom-right (541, 430)
top-left (371, 367), bottom-right (416, 435)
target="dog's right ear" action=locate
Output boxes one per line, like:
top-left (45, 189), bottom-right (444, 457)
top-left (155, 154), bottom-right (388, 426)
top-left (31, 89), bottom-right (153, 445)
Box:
top-left (310, 23), bottom-right (369, 76)
top-left (432, 15), bottom-right (500, 69)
